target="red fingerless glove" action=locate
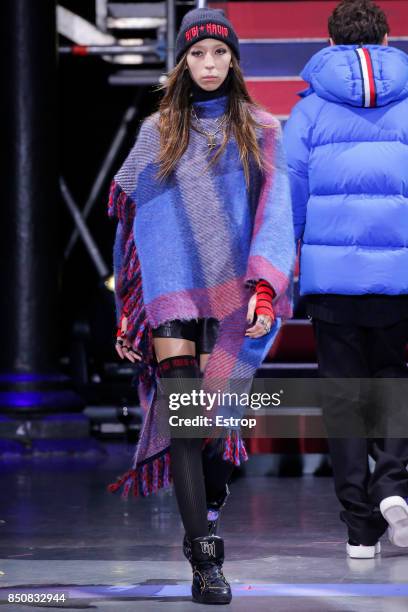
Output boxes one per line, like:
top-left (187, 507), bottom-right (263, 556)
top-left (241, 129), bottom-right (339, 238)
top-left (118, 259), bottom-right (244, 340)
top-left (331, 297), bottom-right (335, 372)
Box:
top-left (255, 280), bottom-right (275, 319)
top-left (116, 310), bottom-right (129, 338)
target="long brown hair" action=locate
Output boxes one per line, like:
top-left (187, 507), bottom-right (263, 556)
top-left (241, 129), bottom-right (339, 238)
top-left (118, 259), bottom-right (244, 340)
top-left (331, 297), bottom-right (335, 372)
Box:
top-left (155, 53), bottom-right (271, 186)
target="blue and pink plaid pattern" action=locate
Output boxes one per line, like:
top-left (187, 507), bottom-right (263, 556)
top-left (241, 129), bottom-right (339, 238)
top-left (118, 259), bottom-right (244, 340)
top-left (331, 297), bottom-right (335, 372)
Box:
top-left (107, 96), bottom-right (295, 497)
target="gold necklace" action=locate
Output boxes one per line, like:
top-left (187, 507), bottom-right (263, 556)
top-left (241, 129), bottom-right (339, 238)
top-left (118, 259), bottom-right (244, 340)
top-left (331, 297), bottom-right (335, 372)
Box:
top-left (191, 107), bottom-right (228, 151)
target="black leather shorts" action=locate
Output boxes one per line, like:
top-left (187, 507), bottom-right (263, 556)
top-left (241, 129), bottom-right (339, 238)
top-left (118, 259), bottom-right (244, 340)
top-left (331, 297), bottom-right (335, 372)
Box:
top-left (152, 318), bottom-right (219, 354)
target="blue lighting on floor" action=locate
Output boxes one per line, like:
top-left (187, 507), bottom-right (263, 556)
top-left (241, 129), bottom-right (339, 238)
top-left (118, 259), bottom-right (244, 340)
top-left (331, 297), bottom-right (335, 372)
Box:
top-left (0, 373), bottom-right (68, 383)
top-left (2, 584), bottom-right (408, 599)
top-left (0, 392), bottom-right (49, 406)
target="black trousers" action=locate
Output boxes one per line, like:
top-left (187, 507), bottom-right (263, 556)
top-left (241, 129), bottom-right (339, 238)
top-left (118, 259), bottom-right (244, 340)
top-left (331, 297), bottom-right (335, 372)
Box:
top-left (313, 318), bottom-right (408, 545)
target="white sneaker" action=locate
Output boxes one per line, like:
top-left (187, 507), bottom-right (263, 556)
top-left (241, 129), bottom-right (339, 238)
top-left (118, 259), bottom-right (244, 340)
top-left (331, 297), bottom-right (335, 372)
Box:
top-left (380, 496), bottom-right (408, 547)
top-left (346, 541), bottom-right (381, 559)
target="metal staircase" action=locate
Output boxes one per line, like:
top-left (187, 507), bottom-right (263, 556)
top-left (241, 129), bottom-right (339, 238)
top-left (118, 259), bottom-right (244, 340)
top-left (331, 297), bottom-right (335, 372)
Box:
top-left (59, 1), bottom-right (197, 85)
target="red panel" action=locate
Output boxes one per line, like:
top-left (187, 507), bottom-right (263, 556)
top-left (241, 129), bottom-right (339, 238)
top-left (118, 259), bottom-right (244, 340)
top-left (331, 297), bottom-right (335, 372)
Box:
top-left (210, 1), bottom-right (408, 39)
top-left (246, 79), bottom-right (306, 116)
top-left (267, 323), bottom-right (317, 362)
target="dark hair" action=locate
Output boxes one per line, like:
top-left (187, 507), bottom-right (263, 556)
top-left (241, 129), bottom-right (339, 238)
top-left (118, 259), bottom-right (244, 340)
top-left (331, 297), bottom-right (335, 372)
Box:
top-left (328, 0), bottom-right (389, 45)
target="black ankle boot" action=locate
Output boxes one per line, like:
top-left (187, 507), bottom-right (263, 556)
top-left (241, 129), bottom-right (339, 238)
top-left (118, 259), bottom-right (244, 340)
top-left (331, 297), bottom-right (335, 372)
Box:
top-left (183, 485), bottom-right (230, 562)
top-left (190, 535), bottom-right (232, 604)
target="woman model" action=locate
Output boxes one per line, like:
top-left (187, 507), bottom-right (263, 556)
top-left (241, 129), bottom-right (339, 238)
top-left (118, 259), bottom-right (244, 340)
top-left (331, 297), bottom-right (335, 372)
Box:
top-left (107, 8), bottom-right (294, 605)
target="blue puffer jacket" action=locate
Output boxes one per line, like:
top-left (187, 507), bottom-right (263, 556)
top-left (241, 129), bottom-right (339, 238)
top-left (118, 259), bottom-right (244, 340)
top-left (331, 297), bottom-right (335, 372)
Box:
top-left (284, 45), bottom-right (408, 295)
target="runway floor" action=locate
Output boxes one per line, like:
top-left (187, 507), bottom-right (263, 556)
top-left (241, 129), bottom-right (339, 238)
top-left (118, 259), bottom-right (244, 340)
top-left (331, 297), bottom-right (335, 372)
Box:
top-left (0, 442), bottom-right (407, 611)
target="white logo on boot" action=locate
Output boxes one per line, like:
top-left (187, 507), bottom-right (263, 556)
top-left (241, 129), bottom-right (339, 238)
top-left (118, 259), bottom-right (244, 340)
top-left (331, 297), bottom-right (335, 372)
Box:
top-left (200, 541), bottom-right (216, 557)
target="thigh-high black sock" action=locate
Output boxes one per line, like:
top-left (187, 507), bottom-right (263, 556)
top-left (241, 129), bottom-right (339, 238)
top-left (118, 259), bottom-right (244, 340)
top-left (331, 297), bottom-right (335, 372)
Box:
top-left (202, 450), bottom-right (234, 503)
top-left (158, 355), bottom-right (208, 540)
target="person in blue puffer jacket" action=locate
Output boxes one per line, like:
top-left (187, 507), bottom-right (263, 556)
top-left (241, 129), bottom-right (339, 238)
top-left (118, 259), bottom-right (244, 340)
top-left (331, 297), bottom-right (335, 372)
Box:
top-left (284, 0), bottom-right (408, 559)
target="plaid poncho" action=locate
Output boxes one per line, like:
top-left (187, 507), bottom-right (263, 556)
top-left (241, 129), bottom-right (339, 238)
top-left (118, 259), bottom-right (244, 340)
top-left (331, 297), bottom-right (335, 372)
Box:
top-left (107, 95), bottom-right (295, 497)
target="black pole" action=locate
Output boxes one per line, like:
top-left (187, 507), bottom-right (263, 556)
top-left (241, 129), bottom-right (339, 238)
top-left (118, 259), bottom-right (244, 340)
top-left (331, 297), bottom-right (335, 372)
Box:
top-left (0, 0), bottom-right (83, 414)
